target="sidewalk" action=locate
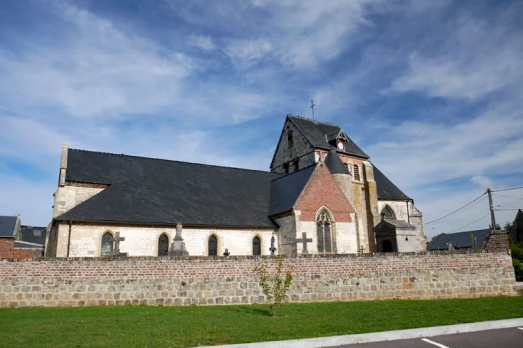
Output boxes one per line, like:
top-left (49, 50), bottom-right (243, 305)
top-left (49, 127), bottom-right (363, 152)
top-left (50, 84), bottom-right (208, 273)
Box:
top-left (194, 318), bottom-right (523, 348)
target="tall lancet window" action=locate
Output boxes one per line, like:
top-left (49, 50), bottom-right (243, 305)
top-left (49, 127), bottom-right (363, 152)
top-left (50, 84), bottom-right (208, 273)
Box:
top-left (158, 234), bottom-right (169, 256)
top-left (253, 236), bottom-right (261, 256)
top-left (208, 235), bottom-right (218, 256)
top-left (316, 209), bottom-right (333, 253)
top-left (101, 232), bottom-right (113, 256)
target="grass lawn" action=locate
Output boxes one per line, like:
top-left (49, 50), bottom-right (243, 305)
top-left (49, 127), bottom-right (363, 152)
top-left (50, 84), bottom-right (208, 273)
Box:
top-left (1, 294), bottom-right (523, 348)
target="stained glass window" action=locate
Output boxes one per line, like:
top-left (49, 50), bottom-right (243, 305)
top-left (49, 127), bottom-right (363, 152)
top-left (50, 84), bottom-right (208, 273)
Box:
top-left (316, 209), bottom-right (333, 253)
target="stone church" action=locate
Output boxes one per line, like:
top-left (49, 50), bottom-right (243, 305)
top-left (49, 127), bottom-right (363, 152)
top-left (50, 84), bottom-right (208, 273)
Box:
top-left (45, 115), bottom-right (426, 257)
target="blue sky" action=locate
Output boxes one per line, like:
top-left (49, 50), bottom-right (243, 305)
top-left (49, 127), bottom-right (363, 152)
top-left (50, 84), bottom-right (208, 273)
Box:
top-left (1, 0), bottom-right (522, 238)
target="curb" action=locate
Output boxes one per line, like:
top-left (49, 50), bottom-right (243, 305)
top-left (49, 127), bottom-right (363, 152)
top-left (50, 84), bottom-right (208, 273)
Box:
top-left (194, 318), bottom-right (523, 348)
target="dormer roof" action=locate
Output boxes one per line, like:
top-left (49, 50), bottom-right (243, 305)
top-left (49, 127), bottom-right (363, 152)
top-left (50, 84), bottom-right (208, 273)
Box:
top-left (288, 115), bottom-right (369, 159)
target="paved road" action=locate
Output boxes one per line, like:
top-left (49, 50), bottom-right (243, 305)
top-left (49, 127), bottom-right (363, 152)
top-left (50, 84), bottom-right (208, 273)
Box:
top-left (328, 327), bottom-right (523, 348)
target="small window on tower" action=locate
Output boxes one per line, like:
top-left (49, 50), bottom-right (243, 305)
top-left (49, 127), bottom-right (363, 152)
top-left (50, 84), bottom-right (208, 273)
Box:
top-left (293, 159), bottom-right (299, 172)
top-left (287, 130), bottom-right (294, 147)
top-left (283, 163), bottom-right (289, 174)
top-left (354, 164), bottom-right (360, 181)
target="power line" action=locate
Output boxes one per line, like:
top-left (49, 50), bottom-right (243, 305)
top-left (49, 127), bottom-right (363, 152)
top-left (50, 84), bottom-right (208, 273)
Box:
top-left (450, 212), bottom-right (491, 233)
top-left (494, 209), bottom-right (520, 211)
top-left (424, 192), bottom-right (487, 225)
top-left (493, 193), bottom-right (523, 200)
top-left (492, 186), bottom-right (523, 193)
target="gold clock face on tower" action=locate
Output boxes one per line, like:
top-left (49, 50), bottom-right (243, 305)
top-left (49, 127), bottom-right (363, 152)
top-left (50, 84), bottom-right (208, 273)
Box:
top-left (337, 141), bottom-right (344, 150)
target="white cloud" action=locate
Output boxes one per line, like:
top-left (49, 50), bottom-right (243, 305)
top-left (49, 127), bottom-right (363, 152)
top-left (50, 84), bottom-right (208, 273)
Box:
top-left (250, 0), bottom-right (378, 68)
top-left (188, 34), bottom-right (217, 52)
top-left (470, 176), bottom-right (493, 189)
top-left (0, 3), bottom-right (193, 119)
top-left (387, 13), bottom-right (523, 100)
top-left (225, 39), bottom-right (273, 68)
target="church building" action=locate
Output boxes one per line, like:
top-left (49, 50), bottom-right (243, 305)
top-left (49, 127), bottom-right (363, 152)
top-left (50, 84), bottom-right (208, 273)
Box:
top-left (45, 115), bottom-right (426, 257)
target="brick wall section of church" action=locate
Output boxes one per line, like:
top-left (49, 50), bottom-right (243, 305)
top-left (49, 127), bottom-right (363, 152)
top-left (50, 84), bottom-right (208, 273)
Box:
top-left (0, 252), bottom-right (517, 308)
top-left (295, 164), bottom-right (354, 222)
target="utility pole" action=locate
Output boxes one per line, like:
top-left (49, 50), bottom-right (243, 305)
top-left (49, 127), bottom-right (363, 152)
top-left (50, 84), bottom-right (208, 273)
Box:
top-left (487, 188), bottom-right (497, 230)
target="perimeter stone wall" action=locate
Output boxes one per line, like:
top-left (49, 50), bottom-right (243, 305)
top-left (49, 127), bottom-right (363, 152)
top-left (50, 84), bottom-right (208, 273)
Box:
top-left (0, 251), bottom-right (517, 308)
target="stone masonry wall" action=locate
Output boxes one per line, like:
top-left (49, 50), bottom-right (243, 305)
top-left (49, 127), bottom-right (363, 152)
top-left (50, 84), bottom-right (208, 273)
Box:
top-left (271, 118), bottom-right (315, 174)
top-left (0, 252), bottom-right (517, 308)
top-left (51, 223), bottom-right (276, 257)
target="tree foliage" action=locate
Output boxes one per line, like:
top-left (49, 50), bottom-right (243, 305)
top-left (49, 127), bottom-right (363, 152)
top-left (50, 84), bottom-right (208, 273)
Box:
top-left (253, 256), bottom-right (294, 318)
top-left (509, 237), bottom-right (523, 281)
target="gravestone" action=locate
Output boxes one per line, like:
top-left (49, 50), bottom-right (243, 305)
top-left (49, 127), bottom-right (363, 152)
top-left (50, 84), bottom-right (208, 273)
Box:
top-left (296, 232), bottom-right (313, 255)
top-left (110, 232), bottom-right (128, 257)
top-left (169, 222), bottom-right (189, 257)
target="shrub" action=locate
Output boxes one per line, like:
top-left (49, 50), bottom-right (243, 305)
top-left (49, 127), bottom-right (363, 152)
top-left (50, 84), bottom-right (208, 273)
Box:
top-left (253, 256), bottom-right (293, 318)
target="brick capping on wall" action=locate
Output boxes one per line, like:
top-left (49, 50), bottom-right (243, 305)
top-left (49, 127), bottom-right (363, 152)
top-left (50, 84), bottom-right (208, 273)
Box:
top-left (0, 251), bottom-right (517, 308)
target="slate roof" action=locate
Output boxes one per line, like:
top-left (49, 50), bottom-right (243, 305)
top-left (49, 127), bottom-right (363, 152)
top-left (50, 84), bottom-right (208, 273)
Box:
top-left (0, 215), bottom-right (17, 238)
top-left (325, 149), bottom-right (350, 175)
top-left (374, 219), bottom-right (416, 232)
top-left (426, 229), bottom-right (490, 250)
top-left (288, 115), bottom-right (369, 158)
top-left (14, 240), bottom-right (44, 249)
top-left (270, 165), bottom-right (316, 216)
top-left (373, 165), bottom-right (411, 201)
top-left (19, 226), bottom-right (47, 245)
top-left (57, 149), bottom-right (281, 228)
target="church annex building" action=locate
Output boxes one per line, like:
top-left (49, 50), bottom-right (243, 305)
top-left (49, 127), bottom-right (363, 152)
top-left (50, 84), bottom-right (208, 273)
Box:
top-left (46, 115), bottom-right (426, 257)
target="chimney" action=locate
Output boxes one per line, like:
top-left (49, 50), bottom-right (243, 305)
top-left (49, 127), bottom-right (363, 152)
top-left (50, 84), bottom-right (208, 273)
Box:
top-left (59, 143), bottom-right (69, 186)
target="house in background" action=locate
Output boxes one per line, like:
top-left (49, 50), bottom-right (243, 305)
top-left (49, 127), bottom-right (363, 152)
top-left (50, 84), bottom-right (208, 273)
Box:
top-left (0, 215), bottom-right (45, 258)
top-left (426, 229), bottom-right (490, 251)
top-left (509, 209), bottom-right (523, 242)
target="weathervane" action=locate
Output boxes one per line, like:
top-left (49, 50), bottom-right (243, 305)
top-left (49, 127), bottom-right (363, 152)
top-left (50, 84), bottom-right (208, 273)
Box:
top-left (310, 100), bottom-right (316, 120)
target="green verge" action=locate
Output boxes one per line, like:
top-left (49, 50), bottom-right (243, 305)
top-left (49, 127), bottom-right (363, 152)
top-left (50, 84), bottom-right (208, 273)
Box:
top-left (1, 294), bottom-right (522, 348)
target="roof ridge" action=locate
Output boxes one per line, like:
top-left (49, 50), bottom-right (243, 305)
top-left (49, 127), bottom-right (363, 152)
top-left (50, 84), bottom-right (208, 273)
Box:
top-left (287, 114), bottom-right (340, 127)
top-left (68, 148), bottom-right (278, 175)
top-left (445, 229), bottom-right (491, 235)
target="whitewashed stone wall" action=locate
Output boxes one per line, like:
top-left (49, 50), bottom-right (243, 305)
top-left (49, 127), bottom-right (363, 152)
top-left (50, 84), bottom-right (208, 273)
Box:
top-left (52, 223), bottom-right (277, 257)
top-left (298, 219), bottom-right (357, 254)
top-left (52, 185), bottom-right (105, 218)
top-left (378, 200), bottom-right (426, 251)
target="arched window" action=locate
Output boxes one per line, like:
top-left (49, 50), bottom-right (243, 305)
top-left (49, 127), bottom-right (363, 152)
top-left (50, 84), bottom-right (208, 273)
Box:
top-left (101, 232), bottom-right (113, 256)
top-left (353, 164), bottom-right (360, 181)
top-left (158, 234), bottom-right (169, 256)
top-left (208, 235), bottom-right (218, 256)
top-left (382, 206), bottom-right (395, 220)
top-left (253, 236), bottom-right (261, 256)
top-left (316, 209), bottom-right (333, 253)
